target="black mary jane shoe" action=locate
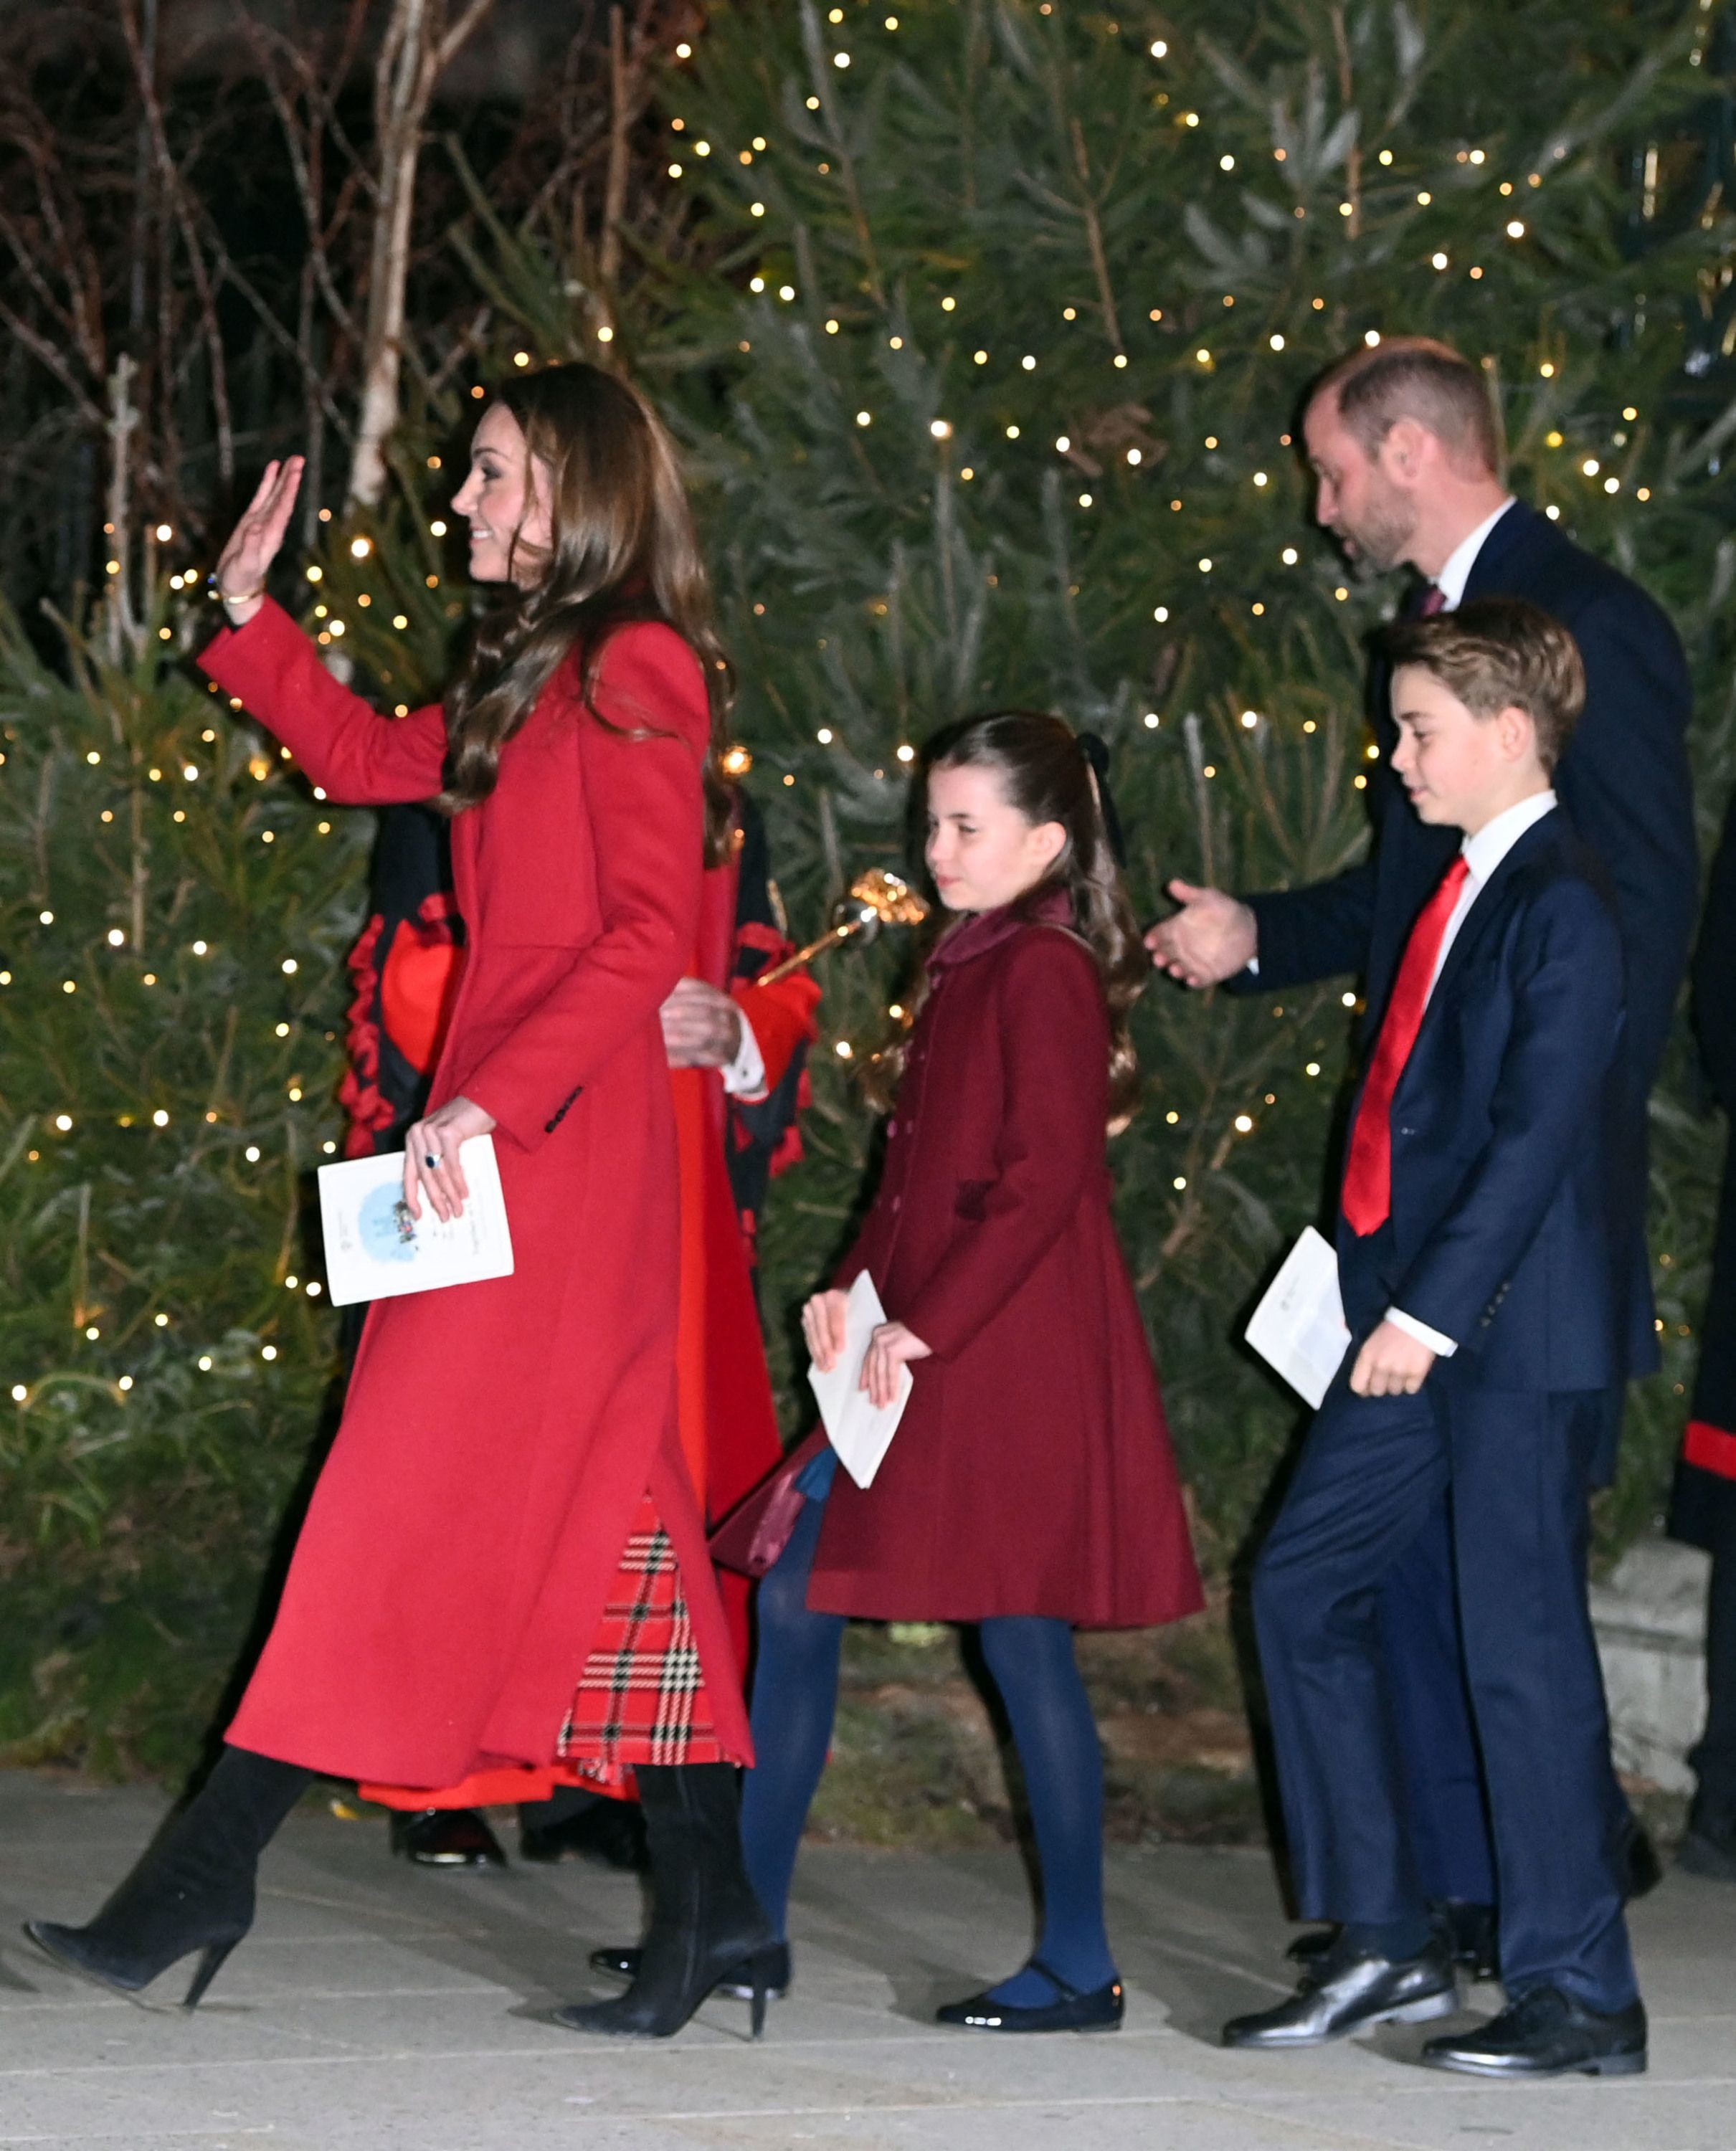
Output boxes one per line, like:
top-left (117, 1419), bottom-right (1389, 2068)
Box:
top-left (390, 1808), bottom-right (508, 1869)
top-left (1223, 1937), bottom-right (1456, 2049)
top-left (1421, 1984), bottom-right (1646, 2078)
top-left (588, 1938), bottom-right (791, 2003)
top-left (936, 1960), bottom-right (1124, 2034)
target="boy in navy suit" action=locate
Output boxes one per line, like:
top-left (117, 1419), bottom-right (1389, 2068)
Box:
top-left (1224, 598), bottom-right (1647, 2078)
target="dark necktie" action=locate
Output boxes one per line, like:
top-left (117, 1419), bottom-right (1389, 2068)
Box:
top-left (1342, 854), bottom-right (1471, 1236)
top-left (1418, 581), bottom-right (1446, 617)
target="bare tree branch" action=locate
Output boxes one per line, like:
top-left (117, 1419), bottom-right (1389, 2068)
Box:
top-left (347, 0), bottom-right (499, 511)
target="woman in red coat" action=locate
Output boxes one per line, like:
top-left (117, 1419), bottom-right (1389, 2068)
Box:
top-left (693, 711), bottom-right (1203, 2032)
top-left (25, 364), bottom-right (773, 2039)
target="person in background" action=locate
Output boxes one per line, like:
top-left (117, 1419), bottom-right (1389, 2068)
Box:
top-left (1669, 787), bottom-right (1736, 1881)
top-left (357, 789), bottom-right (818, 1870)
top-left (1149, 337), bottom-right (1691, 1971)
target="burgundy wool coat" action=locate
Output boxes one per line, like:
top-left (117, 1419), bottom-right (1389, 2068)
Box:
top-left (201, 601), bottom-right (752, 1788)
top-left (805, 901), bottom-right (1204, 1627)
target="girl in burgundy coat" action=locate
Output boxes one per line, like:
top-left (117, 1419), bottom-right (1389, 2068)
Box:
top-left (26, 366), bottom-right (773, 2040)
top-left (721, 712), bottom-right (1202, 2032)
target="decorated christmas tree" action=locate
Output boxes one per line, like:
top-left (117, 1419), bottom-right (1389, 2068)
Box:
top-left (0, 587), bottom-right (369, 1772)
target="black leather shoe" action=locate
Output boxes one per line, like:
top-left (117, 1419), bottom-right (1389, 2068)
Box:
top-left (1421, 1984), bottom-right (1646, 2077)
top-left (1290, 1904), bottom-right (1499, 1982)
top-left (1435, 1899), bottom-right (1499, 1982)
top-left (1618, 1814), bottom-right (1664, 1901)
top-left (936, 1960), bottom-right (1124, 2033)
top-left (522, 1800), bottom-right (648, 1871)
top-left (1223, 1940), bottom-right (1456, 2048)
top-left (588, 1939), bottom-right (791, 2002)
top-left (389, 1808), bottom-right (507, 1869)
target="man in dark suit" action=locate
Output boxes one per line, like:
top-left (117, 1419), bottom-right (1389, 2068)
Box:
top-left (1224, 602), bottom-right (1648, 2075)
top-left (1150, 337), bottom-right (1695, 1957)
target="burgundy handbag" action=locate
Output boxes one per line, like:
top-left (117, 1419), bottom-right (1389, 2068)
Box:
top-left (708, 1428), bottom-right (830, 1577)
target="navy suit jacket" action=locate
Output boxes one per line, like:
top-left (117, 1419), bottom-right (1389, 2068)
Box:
top-left (1336, 809), bottom-right (1654, 1392)
top-left (1248, 500), bottom-right (1693, 1379)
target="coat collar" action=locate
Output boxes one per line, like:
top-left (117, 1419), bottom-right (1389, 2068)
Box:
top-left (1461, 497), bottom-right (1548, 600)
top-left (927, 885), bottom-right (1073, 972)
top-left (1418, 804), bottom-right (1565, 1016)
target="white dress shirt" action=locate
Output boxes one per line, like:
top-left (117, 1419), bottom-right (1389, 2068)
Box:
top-left (1385, 787), bottom-right (1559, 1357)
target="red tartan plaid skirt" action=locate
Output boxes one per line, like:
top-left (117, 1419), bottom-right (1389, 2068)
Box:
top-left (556, 1489), bottom-right (727, 1787)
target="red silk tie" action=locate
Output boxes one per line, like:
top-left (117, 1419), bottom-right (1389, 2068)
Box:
top-left (1418, 582), bottom-right (1446, 617)
top-left (1341, 854), bottom-right (1471, 1237)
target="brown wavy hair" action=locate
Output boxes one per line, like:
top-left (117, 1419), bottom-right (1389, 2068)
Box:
top-left (437, 363), bottom-right (734, 861)
top-left (877, 710), bottom-right (1149, 1132)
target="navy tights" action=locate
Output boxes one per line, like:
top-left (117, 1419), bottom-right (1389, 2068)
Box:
top-left (741, 1493), bottom-right (1116, 2004)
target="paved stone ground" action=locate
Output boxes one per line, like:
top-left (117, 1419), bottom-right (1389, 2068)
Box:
top-left (3, 1771), bottom-right (1735, 2150)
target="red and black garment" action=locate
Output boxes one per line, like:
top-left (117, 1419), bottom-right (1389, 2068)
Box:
top-left (338, 804), bottom-right (465, 1160)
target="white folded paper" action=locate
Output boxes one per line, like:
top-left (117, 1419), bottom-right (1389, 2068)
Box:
top-left (316, 1136), bottom-right (516, 1308)
top-left (807, 1269), bottom-right (914, 1490)
top-left (1245, 1225), bottom-right (1351, 1409)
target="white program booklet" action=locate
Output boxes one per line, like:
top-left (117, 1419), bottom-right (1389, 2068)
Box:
top-left (807, 1269), bottom-right (914, 1491)
top-left (316, 1136), bottom-right (516, 1308)
top-left (1245, 1225), bottom-right (1352, 1409)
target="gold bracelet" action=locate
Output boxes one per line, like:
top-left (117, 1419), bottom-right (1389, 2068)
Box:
top-left (209, 576), bottom-right (265, 607)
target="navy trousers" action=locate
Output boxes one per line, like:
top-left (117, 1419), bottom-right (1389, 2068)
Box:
top-left (1253, 1372), bottom-right (1636, 2008)
top-left (1376, 1502), bottom-right (1497, 1907)
top-left (1376, 1385), bottom-right (1628, 1908)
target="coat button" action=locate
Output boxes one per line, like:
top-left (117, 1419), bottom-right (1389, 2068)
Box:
top-left (891, 1195), bottom-right (901, 1211)
top-left (887, 1120), bottom-right (897, 1136)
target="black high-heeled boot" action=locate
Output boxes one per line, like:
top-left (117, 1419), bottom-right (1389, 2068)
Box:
top-left (24, 1744), bottom-right (311, 2009)
top-left (554, 1762), bottom-right (774, 2039)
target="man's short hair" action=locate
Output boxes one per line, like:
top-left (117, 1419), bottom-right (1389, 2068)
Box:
top-left (1380, 597), bottom-right (1585, 771)
top-left (1312, 337), bottom-right (1504, 478)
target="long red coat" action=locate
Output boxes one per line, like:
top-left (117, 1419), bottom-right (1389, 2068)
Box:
top-left (805, 898), bottom-right (1203, 1628)
top-left (201, 602), bottom-right (751, 1787)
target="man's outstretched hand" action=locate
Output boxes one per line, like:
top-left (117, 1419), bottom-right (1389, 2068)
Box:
top-left (1145, 880), bottom-right (1258, 987)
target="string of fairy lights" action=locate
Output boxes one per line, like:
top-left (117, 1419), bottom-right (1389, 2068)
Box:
top-left (1, 3), bottom-right (1699, 1411)
top-left (1, 595), bottom-right (348, 1410)
top-left (644, 0), bottom-right (1684, 1366)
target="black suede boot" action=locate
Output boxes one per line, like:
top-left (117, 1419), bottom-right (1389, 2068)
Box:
top-left (554, 1762), bottom-right (774, 2039)
top-left (24, 1745), bottom-right (312, 2009)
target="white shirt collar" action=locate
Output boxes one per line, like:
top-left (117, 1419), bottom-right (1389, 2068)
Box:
top-left (1432, 497), bottom-right (1517, 611)
top-left (1461, 788), bottom-right (1557, 885)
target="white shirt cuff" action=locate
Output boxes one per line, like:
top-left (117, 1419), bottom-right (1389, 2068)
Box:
top-left (1385, 1305), bottom-right (1458, 1358)
top-left (720, 1008), bottom-right (767, 1099)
